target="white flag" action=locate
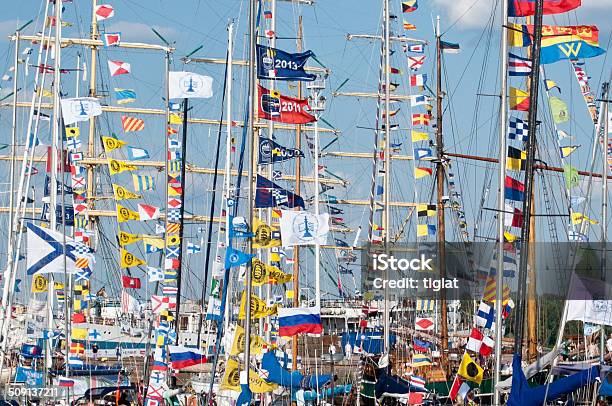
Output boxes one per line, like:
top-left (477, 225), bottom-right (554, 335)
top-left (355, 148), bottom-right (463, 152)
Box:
top-left (169, 71), bottom-right (213, 99)
top-left (279, 210), bottom-right (329, 247)
top-left (61, 97), bottom-right (102, 125)
top-left (26, 223), bottom-right (82, 275)
top-left (566, 275), bottom-right (612, 326)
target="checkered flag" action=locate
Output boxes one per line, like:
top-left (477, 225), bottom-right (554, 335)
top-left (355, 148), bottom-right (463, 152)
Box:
top-left (167, 208), bottom-right (181, 223)
top-left (509, 117), bottom-right (528, 141)
top-left (271, 189), bottom-right (288, 206)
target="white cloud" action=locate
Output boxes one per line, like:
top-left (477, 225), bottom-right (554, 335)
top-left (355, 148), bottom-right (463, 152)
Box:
top-left (105, 21), bottom-right (177, 44)
top-left (430, 0), bottom-right (497, 30)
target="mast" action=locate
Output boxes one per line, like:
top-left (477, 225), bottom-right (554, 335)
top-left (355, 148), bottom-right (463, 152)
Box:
top-left (601, 79), bottom-right (610, 363)
top-left (494, 0), bottom-right (509, 403)
top-left (514, 0), bottom-right (544, 357)
top-left (292, 16), bottom-right (303, 371)
top-left (435, 15), bottom-right (448, 367)
top-left (243, 0), bottom-right (257, 389)
top-left (382, 0), bottom-right (391, 353)
top-left (86, 0), bottom-right (98, 239)
top-left (47, 0), bottom-right (63, 379)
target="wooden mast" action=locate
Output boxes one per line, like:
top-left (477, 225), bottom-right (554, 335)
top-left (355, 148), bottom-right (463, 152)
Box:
top-left (435, 16), bottom-right (448, 368)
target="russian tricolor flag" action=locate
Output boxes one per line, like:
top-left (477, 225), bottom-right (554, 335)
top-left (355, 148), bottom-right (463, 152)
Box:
top-left (59, 377), bottom-right (75, 387)
top-left (168, 345), bottom-right (207, 370)
top-left (278, 306), bottom-right (323, 337)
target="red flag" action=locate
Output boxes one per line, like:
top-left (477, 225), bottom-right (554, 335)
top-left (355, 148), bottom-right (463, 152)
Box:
top-left (121, 275), bottom-right (141, 289)
top-left (509, 0), bottom-right (580, 17)
top-left (257, 85), bottom-right (316, 125)
top-left (46, 147), bottom-right (71, 172)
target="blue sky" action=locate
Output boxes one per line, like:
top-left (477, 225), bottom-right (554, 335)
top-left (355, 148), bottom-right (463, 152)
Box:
top-left (0, 0), bottom-right (610, 302)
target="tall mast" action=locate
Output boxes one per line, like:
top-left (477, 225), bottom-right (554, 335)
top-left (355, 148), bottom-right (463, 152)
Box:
top-left (601, 79), bottom-right (610, 363)
top-left (382, 0), bottom-right (391, 353)
top-left (86, 0), bottom-right (99, 238)
top-left (292, 16), bottom-right (303, 370)
top-left (243, 0), bottom-right (257, 389)
top-left (435, 15), bottom-right (448, 367)
top-left (494, 0), bottom-right (509, 403)
top-left (514, 0), bottom-right (544, 356)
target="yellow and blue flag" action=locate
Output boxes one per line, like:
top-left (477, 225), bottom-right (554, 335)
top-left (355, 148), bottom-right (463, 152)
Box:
top-left (114, 88), bottom-right (136, 104)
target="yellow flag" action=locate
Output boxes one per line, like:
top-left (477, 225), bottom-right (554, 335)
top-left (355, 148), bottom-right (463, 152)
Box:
top-left (250, 258), bottom-right (292, 286)
top-left (32, 275), bottom-right (48, 293)
top-left (118, 230), bottom-right (142, 246)
top-left (458, 352), bottom-right (484, 384)
top-left (417, 224), bottom-right (429, 237)
top-left (411, 130), bottom-right (429, 142)
top-left (571, 212), bottom-right (598, 225)
top-left (166, 234), bottom-right (181, 246)
top-left (143, 236), bottom-right (164, 250)
top-left (36, 86), bottom-right (53, 98)
top-left (54, 282), bottom-right (64, 290)
top-left (66, 127), bottom-right (80, 138)
top-left (120, 249), bottom-right (146, 268)
top-left (112, 184), bottom-right (142, 201)
top-left (116, 204), bottom-right (140, 222)
top-left (230, 324), bottom-right (269, 356)
top-left (108, 159), bottom-right (137, 175)
top-left (221, 358), bottom-right (278, 393)
top-left (252, 218), bottom-right (281, 248)
top-left (169, 113), bottom-right (182, 124)
top-left (238, 292), bottom-right (277, 320)
top-left (504, 231), bottom-right (518, 242)
top-left (102, 136), bottom-right (127, 153)
top-left (71, 328), bottom-right (88, 340)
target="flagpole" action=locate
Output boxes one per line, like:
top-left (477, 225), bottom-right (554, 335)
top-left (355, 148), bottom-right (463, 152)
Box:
top-left (494, 0), bottom-right (509, 403)
top-left (382, 0), bottom-right (391, 353)
top-left (600, 78), bottom-right (610, 364)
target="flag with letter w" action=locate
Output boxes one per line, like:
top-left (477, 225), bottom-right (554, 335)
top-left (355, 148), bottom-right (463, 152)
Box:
top-left (169, 72), bottom-right (214, 99)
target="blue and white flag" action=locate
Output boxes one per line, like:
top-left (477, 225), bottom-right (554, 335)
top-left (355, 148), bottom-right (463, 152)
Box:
top-left (26, 223), bottom-right (88, 275)
top-left (169, 71), bottom-right (214, 99)
top-left (509, 117), bottom-right (528, 141)
top-left (187, 243), bottom-right (201, 254)
top-left (279, 210), bottom-right (329, 246)
top-left (258, 137), bottom-right (303, 165)
top-left (256, 45), bottom-right (317, 81)
top-left (127, 146), bottom-right (150, 160)
top-left (540, 41), bottom-right (605, 65)
top-left (414, 148), bottom-right (433, 160)
top-left (60, 97), bottom-right (102, 125)
top-left (255, 175), bottom-right (305, 209)
top-left (225, 247), bottom-right (255, 269)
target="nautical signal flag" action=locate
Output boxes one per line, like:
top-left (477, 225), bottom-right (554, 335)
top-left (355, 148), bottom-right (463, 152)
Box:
top-left (414, 148), bottom-right (433, 160)
top-left (417, 204), bottom-right (436, 217)
top-left (408, 56), bottom-right (426, 70)
top-left (458, 352), bottom-right (484, 385)
top-left (411, 130), bottom-right (429, 142)
top-left (127, 146), bottom-right (150, 160)
top-left (103, 33), bottom-right (121, 47)
top-left (508, 53), bottom-right (532, 76)
top-left (417, 224), bottom-right (436, 237)
top-left (508, 0), bottom-right (581, 18)
top-left (504, 204), bottom-right (524, 227)
top-left (389, 67), bottom-right (402, 75)
top-left (545, 79), bottom-right (561, 92)
top-left (506, 146), bottom-right (526, 171)
top-left (403, 21), bottom-right (416, 30)
top-left (108, 60), bottom-right (131, 76)
top-left (114, 88), bottom-right (136, 104)
top-left (94, 4), bottom-right (115, 20)
top-left (509, 87), bottom-right (529, 111)
top-left (410, 74), bottom-right (427, 87)
top-left (137, 203), bottom-right (160, 220)
top-left (121, 116), bottom-right (145, 132)
top-left (402, 0), bottom-right (418, 12)
top-left (412, 114), bottom-right (431, 126)
top-left (466, 328), bottom-right (494, 356)
top-left (508, 117), bottom-right (528, 141)
top-left (133, 174), bottom-right (155, 192)
top-left (414, 167), bottom-right (432, 179)
top-left (121, 275), bottom-right (142, 288)
top-left (65, 127), bottom-right (80, 137)
top-left (475, 301), bottom-right (495, 329)
top-left (450, 376), bottom-right (471, 402)
top-left (411, 354), bottom-right (432, 367)
top-left (408, 44), bottom-right (424, 53)
top-left (505, 175), bottom-right (525, 201)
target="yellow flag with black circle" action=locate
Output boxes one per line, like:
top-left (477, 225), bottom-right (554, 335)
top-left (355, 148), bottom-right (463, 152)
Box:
top-left (250, 258), bottom-right (292, 286)
top-left (118, 230), bottom-right (142, 246)
top-left (458, 352), bottom-right (484, 385)
top-left (32, 274), bottom-right (48, 293)
top-left (102, 136), bottom-right (127, 153)
top-left (112, 184), bottom-right (142, 201)
top-left (238, 291), bottom-right (277, 320)
top-left (108, 159), bottom-right (137, 175)
top-left (166, 234), bottom-right (181, 246)
top-left (66, 127), bottom-right (80, 138)
top-left (221, 358), bottom-right (277, 393)
top-left (251, 218), bottom-right (281, 248)
top-left (229, 324), bottom-right (269, 356)
top-left (116, 204), bottom-right (140, 222)
top-left (120, 248), bottom-right (146, 268)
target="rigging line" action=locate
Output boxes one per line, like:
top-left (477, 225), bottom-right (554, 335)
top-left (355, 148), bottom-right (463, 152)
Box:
top-left (441, 0), bottom-right (488, 36)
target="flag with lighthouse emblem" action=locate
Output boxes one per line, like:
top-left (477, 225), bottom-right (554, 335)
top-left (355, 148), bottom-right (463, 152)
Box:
top-left (279, 210), bottom-right (329, 247)
top-left (168, 71), bottom-right (213, 99)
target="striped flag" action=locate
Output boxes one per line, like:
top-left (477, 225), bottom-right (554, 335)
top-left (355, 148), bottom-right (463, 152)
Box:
top-left (508, 53), bottom-right (532, 76)
top-left (121, 116), bottom-right (145, 132)
top-left (133, 174), bottom-right (155, 191)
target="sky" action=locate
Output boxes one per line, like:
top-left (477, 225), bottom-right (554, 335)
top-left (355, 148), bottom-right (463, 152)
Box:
top-left (0, 0), bottom-right (610, 304)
